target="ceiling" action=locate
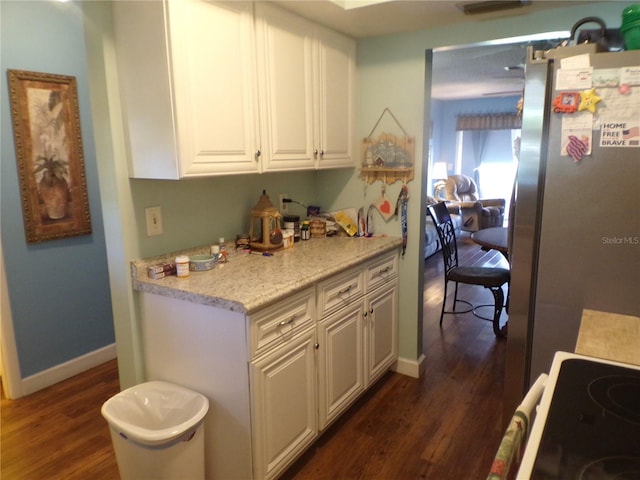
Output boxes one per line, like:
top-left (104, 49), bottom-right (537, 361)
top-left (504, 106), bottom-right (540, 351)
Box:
top-left (270, 0), bottom-right (584, 99)
top-left (430, 35), bottom-right (567, 99)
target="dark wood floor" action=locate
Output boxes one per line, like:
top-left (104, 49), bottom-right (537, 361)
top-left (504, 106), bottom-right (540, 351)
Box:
top-left (0, 359), bottom-right (121, 479)
top-left (1, 234), bottom-right (508, 479)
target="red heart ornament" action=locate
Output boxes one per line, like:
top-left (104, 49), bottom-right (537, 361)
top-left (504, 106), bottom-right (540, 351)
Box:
top-left (380, 200), bottom-right (391, 214)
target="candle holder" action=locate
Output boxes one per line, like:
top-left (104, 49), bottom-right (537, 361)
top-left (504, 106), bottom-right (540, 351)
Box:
top-left (249, 190), bottom-right (283, 252)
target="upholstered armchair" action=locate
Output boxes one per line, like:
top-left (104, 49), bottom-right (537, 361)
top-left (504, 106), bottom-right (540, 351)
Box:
top-left (442, 175), bottom-right (505, 232)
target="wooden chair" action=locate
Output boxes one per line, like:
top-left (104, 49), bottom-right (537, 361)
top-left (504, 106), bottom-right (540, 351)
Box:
top-left (427, 202), bottom-right (510, 337)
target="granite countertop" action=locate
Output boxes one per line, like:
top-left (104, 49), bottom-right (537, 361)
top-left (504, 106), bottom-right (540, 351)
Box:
top-left (575, 309), bottom-right (640, 366)
top-left (132, 236), bottom-right (403, 314)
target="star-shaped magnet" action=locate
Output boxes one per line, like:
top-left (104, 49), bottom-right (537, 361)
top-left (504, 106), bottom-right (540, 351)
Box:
top-left (578, 88), bottom-right (601, 113)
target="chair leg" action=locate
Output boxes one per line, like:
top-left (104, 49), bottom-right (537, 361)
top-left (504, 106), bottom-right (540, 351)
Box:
top-left (505, 282), bottom-right (510, 314)
top-left (439, 279), bottom-right (448, 326)
top-left (489, 286), bottom-right (506, 338)
top-left (452, 282), bottom-right (459, 312)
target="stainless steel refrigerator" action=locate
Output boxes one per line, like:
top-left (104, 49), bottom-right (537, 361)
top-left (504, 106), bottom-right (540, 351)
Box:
top-left (504, 44), bottom-right (640, 417)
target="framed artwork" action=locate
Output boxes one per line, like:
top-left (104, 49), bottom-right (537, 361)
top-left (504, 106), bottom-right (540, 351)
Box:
top-left (7, 69), bottom-right (92, 243)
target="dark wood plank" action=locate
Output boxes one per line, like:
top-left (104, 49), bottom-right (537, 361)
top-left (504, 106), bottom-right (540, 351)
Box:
top-left (1, 359), bottom-right (121, 480)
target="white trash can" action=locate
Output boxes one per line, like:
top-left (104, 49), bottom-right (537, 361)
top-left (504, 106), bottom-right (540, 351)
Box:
top-left (101, 381), bottom-right (209, 480)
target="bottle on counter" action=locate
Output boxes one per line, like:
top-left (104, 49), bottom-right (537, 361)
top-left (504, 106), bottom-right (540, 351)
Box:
top-left (211, 245), bottom-right (222, 263)
top-left (218, 237), bottom-right (228, 262)
top-left (301, 221), bottom-right (310, 240)
top-left (175, 255), bottom-right (190, 278)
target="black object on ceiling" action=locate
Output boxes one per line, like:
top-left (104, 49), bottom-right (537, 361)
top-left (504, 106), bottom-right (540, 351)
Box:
top-left (460, 0), bottom-right (532, 15)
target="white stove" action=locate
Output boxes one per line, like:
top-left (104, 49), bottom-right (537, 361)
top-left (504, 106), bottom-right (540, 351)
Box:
top-left (517, 351), bottom-right (640, 479)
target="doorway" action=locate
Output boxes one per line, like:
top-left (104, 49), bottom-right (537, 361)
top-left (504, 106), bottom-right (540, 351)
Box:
top-left (425, 31), bottom-right (569, 424)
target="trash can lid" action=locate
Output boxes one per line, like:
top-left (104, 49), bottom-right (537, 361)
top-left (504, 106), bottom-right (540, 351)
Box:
top-left (101, 381), bottom-right (209, 446)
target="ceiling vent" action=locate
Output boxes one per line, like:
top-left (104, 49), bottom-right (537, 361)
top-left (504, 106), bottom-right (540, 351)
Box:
top-left (460, 0), bottom-right (531, 15)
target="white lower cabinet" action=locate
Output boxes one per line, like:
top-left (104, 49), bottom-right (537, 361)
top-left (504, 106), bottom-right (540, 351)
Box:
top-left (248, 287), bottom-right (317, 480)
top-left (317, 300), bottom-right (365, 428)
top-left (316, 252), bottom-right (399, 430)
top-left (365, 282), bottom-right (399, 387)
top-left (140, 250), bottom-right (398, 480)
top-left (250, 327), bottom-right (318, 480)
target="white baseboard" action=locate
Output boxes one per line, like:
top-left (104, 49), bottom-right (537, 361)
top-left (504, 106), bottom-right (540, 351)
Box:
top-left (18, 343), bottom-right (117, 398)
top-left (393, 353), bottom-right (426, 378)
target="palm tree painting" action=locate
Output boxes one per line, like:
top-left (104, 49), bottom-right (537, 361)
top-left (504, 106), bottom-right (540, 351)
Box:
top-left (8, 70), bottom-right (92, 243)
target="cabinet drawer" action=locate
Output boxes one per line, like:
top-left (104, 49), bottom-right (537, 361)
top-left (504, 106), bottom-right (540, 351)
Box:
top-left (316, 267), bottom-right (365, 318)
top-left (249, 287), bottom-right (315, 358)
top-left (365, 251), bottom-right (399, 292)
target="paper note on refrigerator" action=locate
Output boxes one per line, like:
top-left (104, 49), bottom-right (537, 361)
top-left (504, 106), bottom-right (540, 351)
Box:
top-left (561, 113), bottom-right (592, 160)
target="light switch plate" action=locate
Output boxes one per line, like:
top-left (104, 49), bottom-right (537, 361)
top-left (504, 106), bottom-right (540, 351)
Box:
top-left (145, 206), bottom-right (163, 236)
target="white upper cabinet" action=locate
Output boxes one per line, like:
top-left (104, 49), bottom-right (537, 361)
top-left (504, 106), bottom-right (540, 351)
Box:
top-left (254, 3), bottom-right (356, 172)
top-left (315, 25), bottom-right (356, 169)
top-left (113, 0), bottom-right (355, 179)
top-left (168, 0), bottom-right (261, 177)
top-left (254, 4), bottom-right (315, 171)
top-left (114, 1), bottom-right (260, 179)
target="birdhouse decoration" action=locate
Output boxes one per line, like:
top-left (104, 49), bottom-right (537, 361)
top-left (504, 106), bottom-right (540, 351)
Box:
top-left (249, 190), bottom-right (283, 252)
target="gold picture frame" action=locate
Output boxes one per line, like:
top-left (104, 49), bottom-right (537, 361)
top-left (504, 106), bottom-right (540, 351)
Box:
top-left (7, 69), bottom-right (92, 243)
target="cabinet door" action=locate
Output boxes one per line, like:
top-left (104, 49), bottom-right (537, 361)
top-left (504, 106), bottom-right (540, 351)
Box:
top-left (317, 301), bottom-right (365, 429)
top-left (315, 26), bottom-right (356, 169)
top-left (365, 282), bottom-right (398, 387)
top-left (251, 327), bottom-right (318, 480)
top-left (113, 0), bottom-right (181, 179)
top-left (255, 3), bottom-right (316, 172)
top-left (168, 0), bottom-right (260, 176)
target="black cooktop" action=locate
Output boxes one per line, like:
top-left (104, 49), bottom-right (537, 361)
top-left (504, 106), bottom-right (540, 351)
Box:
top-left (532, 359), bottom-right (640, 479)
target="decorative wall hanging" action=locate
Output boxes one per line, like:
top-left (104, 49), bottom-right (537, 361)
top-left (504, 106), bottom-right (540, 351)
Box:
top-left (7, 70), bottom-right (92, 243)
top-left (361, 108), bottom-right (415, 185)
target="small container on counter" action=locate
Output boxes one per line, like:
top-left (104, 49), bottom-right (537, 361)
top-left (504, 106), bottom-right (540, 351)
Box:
top-left (309, 220), bottom-right (326, 238)
top-left (236, 233), bottom-right (250, 251)
top-left (218, 237), bottom-right (228, 263)
top-left (301, 221), bottom-right (310, 240)
top-left (283, 215), bottom-right (300, 242)
top-left (189, 255), bottom-right (216, 271)
top-left (175, 255), bottom-right (190, 278)
top-left (210, 245), bottom-right (223, 263)
top-left (147, 263), bottom-right (177, 279)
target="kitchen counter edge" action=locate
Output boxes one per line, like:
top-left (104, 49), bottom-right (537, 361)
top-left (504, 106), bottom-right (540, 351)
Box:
top-left (131, 236), bottom-right (403, 314)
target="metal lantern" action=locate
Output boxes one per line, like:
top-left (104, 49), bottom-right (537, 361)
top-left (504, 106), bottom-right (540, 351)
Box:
top-left (249, 190), bottom-right (283, 252)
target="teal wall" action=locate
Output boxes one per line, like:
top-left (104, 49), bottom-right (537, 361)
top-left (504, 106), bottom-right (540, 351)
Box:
top-left (1, 1), bottom-right (114, 377)
top-left (130, 172), bottom-right (319, 258)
